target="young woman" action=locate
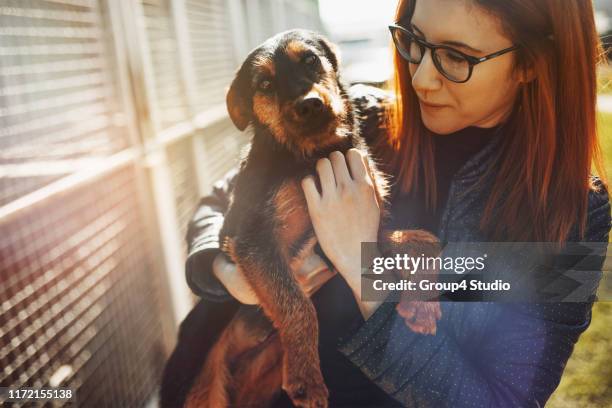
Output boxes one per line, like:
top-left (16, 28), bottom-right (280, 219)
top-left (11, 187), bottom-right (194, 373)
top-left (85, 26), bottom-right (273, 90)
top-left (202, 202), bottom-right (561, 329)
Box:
top-left (161, 0), bottom-right (612, 406)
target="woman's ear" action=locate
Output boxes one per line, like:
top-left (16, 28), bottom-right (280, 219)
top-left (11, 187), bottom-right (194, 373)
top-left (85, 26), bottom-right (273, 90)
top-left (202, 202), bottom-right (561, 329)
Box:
top-left (516, 64), bottom-right (536, 84)
top-left (226, 72), bottom-right (251, 131)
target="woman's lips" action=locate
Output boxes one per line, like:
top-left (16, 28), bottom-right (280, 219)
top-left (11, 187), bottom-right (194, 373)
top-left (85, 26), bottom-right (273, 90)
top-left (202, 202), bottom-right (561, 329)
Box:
top-left (419, 100), bottom-right (448, 109)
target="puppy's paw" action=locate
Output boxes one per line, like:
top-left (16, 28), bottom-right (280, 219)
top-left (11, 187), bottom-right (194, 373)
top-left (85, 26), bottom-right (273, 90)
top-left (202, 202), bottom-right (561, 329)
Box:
top-left (282, 358), bottom-right (328, 408)
top-left (396, 299), bottom-right (441, 335)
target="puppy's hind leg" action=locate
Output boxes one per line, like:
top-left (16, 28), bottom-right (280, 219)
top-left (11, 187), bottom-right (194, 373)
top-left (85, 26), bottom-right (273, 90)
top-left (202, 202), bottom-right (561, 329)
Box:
top-left (233, 334), bottom-right (283, 408)
top-left (185, 328), bottom-right (233, 408)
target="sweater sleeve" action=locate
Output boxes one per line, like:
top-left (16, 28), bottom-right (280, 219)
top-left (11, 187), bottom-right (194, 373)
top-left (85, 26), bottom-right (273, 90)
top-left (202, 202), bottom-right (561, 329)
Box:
top-left (337, 180), bottom-right (611, 407)
top-left (185, 167), bottom-right (239, 301)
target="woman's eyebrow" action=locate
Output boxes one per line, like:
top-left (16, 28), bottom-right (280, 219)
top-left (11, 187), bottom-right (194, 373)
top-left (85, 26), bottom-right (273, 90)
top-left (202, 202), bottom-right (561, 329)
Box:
top-left (410, 23), bottom-right (483, 54)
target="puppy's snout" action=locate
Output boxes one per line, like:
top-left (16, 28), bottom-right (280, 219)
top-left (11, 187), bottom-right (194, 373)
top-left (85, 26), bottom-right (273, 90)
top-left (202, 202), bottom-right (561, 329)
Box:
top-left (295, 94), bottom-right (326, 119)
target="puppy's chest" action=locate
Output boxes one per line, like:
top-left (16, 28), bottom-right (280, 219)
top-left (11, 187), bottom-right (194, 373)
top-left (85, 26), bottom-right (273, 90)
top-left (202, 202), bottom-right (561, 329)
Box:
top-left (226, 175), bottom-right (314, 267)
top-left (230, 159), bottom-right (314, 230)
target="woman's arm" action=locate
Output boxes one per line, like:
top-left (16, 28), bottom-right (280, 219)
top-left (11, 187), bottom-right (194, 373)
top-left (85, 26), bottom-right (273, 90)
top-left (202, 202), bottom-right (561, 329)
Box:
top-left (310, 173), bottom-right (610, 407)
top-left (185, 168), bottom-right (239, 301)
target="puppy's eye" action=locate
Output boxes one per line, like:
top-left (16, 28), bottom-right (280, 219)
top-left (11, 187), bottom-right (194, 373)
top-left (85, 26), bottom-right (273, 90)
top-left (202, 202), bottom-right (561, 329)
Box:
top-left (303, 54), bottom-right (318, 65)
top-left (258, 80), bottom-right (272, 92)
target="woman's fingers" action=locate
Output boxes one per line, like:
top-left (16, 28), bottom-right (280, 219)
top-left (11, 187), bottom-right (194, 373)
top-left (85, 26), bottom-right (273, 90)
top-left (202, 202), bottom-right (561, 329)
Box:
top-left (329, 151), bottom-right (352, 186)
top-left (303, 268), bottom-right (337, 296)
top-left (301, 175), bottom-right (320, 204)
top-left (315, 157), bottom-right (336, 195)
top-left (212, 253), bottom-right (259, 305)
top-left (294, 250), bottom-right (336, 296)
top-left (230, 266), bottom-right (259, 305)
top-left (345, 148), bottom-right (367, 181)
top-left (310, 150), bottom-right (370, 201)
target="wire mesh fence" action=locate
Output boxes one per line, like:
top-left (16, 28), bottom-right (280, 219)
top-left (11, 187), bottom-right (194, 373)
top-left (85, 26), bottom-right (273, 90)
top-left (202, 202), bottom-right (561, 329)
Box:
top-left (0, 0), bottom-right (323, 405)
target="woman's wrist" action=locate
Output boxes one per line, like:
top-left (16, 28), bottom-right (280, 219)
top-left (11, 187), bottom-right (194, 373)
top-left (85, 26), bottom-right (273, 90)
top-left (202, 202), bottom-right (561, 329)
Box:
top-left (334, 253), bottom-right (363, 291)
top-left (335, 247), bottom-right (384, 320)
top-left (334, 241), bottom-right (381, 291)
top-left (349, 276), bottom-right (384, 320)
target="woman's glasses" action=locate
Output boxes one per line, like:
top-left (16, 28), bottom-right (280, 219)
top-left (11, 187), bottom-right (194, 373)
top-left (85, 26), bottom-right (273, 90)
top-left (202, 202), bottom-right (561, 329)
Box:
top-left (388, 24), bottom-right (519, 83)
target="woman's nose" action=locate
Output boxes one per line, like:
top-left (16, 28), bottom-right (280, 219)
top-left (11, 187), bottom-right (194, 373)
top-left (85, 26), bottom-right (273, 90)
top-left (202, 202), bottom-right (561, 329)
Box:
top-left (411, 49), bottom-right (443, 93)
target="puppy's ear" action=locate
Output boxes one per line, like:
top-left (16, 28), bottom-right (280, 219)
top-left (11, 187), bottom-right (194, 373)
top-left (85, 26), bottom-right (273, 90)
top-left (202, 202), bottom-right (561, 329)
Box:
top-left (226, 72), bottom-right (251, 131)
top-left (317, 36), bottom-right (341, 72)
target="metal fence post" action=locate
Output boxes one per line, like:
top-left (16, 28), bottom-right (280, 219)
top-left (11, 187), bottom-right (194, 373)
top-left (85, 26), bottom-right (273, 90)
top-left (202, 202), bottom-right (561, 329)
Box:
top-left (115, 0), bottom-right (193, 328)
top-left (169, 0), bottom-right (212, 198)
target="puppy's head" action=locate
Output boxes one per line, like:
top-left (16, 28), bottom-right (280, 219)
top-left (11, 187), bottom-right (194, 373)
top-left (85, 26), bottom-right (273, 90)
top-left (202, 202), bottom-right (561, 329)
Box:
top-left (226, 30), bottom-right (352, 157)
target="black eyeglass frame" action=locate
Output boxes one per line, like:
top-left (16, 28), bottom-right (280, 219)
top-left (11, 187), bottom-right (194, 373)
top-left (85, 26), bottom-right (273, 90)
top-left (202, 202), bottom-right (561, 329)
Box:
top-left (388, 24), bottom-right (520, 83)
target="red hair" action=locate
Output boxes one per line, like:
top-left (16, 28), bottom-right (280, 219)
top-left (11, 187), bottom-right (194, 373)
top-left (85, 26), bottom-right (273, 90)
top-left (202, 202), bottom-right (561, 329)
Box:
top-left (382, 0), bottom-right (608, 242)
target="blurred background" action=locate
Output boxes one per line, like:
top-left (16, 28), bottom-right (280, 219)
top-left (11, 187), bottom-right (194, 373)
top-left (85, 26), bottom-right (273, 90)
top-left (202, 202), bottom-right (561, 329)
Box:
top-left (0, 0), bottom-right (611, 406)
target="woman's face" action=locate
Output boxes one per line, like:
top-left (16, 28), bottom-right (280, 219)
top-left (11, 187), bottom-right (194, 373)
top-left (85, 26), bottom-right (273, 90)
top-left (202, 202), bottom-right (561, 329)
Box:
top-left (408, 0), bottom-right (521, 134)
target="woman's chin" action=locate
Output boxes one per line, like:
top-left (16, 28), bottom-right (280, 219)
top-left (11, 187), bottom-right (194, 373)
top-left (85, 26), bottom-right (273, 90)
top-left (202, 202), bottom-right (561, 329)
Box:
top-left (421, 114), bottom-right (461, 135)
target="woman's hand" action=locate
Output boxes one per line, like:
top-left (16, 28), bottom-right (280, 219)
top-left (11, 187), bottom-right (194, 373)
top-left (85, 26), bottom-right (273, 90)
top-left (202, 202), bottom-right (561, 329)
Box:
top-left (301, 149), bottom-right (381, 295)
top-left (212, 251), bottom-right (337, 305)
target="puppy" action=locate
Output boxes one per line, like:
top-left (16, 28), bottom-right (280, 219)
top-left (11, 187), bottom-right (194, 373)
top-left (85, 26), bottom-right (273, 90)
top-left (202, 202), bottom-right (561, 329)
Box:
top-left (185, 30), bottom-right (441, 408)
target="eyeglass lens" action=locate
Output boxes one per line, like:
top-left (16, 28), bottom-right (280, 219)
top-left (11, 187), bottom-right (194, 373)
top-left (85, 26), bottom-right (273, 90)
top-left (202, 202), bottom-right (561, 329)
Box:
top-left (392, 29), bottom-right (471, 82)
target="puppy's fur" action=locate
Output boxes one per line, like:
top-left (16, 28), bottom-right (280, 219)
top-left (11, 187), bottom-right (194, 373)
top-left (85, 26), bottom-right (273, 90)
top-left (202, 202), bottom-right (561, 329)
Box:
top-left (185, 30), bottom-right (441, 408)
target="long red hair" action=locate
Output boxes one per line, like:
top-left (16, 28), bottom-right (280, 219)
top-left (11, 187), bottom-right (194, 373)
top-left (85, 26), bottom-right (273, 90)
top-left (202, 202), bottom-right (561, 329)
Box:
top-left (382, 0), bottom-right (608, 242)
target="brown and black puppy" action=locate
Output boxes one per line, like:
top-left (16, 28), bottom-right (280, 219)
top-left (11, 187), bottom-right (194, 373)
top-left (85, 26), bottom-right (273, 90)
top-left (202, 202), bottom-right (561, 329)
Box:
top-left (185, 30), bottom-right (441, 408)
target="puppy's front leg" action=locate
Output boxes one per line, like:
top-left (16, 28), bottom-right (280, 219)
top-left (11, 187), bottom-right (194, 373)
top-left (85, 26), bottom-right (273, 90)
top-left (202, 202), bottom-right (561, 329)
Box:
top-left (380, 229), bottom-right (442, 335)
top-left (231, 232), bottom-right (328, 408)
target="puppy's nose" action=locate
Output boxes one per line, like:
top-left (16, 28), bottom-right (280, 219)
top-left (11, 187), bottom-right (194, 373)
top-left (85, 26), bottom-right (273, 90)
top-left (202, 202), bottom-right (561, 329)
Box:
top-left (295, 95), bottom-right (325, 119)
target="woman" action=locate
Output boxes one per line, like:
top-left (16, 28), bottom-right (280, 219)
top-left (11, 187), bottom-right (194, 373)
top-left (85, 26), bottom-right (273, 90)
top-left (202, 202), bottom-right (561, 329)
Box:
top-left (161, 0), bottom-right (611, 406)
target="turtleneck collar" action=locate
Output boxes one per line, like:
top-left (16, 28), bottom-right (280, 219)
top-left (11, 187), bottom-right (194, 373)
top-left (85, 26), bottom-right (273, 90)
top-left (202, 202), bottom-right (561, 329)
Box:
top-left (433, 123), bottom-right (507, 184)
top-left (433, 124), bottom-right (503, 147)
